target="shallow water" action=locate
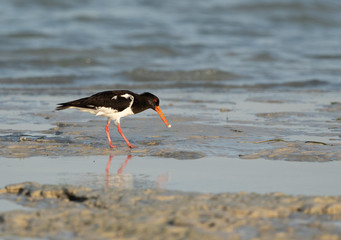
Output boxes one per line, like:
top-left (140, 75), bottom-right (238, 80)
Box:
top-left (1, 155), bottom-right (341, 196)
top-left (0, 199), bottom-right (32, 212)
top-left (0, 0), bottom-right (341, 196)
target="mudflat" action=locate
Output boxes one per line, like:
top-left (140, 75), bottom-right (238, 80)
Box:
top-left (1, 182), bottom-right (341, 240)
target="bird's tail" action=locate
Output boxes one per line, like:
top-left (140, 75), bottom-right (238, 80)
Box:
top-left (56, 96), bottom-right (91, 111)
top-left (56, 104), bottom-right (71, 111)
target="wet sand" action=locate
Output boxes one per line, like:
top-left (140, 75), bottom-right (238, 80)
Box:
top-left (1, 88), bottom-right (340, 239)
top-left (1, 89), bottom-right (340, 161)
top-left (1, 182), bottom-right (341, 240)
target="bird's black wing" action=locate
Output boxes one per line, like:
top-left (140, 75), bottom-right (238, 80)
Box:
top-left (56, 90), bottom-right (135, 111)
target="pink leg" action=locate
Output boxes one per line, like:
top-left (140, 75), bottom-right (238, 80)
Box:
top-left (105, 119), bottom-right (116, 148)
top-left (117, 123), bottom-right (136, 148)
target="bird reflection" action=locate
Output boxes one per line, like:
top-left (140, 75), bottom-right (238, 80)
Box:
top-left (105, 154), bottom-right (169, 189)
top-left (105, 154), bottom-right (132, 188)
top-left (156, 173), bottom-right (169, 189)
top-left (105, 154), bottom-right (132, 174)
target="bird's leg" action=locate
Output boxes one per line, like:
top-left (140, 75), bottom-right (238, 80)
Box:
top-left (117, 123), bottom-right (136, 148)
top-left (105, 119), bottom-right (116, 148)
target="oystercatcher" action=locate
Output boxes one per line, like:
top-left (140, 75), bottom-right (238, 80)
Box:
top-left (56, 90), bottom-right (171, 148)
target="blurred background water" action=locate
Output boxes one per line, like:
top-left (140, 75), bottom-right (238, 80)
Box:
top-left (1, 0), bottom-right (341, 91)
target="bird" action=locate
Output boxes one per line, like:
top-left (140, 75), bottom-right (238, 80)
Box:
top-left (56, 90), bottom-right (171, 148)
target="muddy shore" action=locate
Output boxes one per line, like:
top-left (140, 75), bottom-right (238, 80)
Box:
top-left (0, 89), bottom-right (340, 238)
top-left (1, 89), bottom-right (340, 239)
top-left (1, 182), bottom-right (341, 240)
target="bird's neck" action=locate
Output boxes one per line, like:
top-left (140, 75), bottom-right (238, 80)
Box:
top-left (131, 96), bottom-right (151, 114)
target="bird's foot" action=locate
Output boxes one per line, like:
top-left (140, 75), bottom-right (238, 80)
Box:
top-left (109, 144), bottom-right (118, 149)
top-left (128, 144), bottom-right (136, 149)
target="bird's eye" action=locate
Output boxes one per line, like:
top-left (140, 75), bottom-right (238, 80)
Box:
top-left (153, 99), bottom-right (157, 103)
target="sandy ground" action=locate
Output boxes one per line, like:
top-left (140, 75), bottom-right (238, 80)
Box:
top-left (1, 182), bottom-right (341, 240)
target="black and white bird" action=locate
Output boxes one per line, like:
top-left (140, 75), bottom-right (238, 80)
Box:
top-left (56, 90), bottom-right (171, 148)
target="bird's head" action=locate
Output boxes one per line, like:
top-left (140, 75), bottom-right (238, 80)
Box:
top-left (141, 92), bottom-right (160, 110)
top-left (141, 92), bottom-right (171, 128)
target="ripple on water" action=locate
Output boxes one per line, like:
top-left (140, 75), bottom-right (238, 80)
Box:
top-left (121, 68), bottom-right (240, 82)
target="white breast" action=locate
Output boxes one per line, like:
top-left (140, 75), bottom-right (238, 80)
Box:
top-left (96, 106), bottom-right (134, 124)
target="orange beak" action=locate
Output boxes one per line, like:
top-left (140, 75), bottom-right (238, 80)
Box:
top-left (155, 106), bottom-right (171, 128)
